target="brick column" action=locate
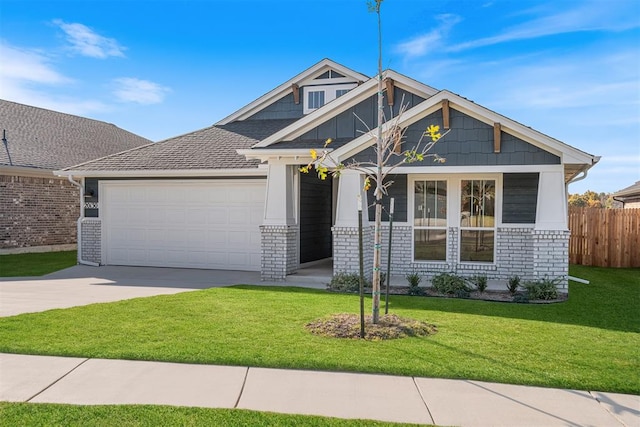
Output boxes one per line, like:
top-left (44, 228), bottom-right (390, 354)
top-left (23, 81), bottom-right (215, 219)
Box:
top-left (260, 225), bottom-right (299, 281)
top-left (532, 229), bottom-right (570, 292)
top-left (80, 218), bottom-right (101, 264)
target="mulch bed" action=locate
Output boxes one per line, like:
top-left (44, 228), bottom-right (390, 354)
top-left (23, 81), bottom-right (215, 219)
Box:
top-left (329, 286), bottom-right (568, 303)
top-left (305, 313), bottom-right (437, 340)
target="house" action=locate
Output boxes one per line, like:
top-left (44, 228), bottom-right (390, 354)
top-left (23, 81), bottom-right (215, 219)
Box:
top-left (0, 100), bottom-right (151, 253)
top-left (612, 181), bottom-right (640, 209)
top-left (56, 59), bottom-right (599, 293)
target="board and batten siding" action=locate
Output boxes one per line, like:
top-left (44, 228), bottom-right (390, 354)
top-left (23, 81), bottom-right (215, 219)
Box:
top-left (296, 88), bottom-right (425, 142)
top-left (247, 92), bottom-right (304, 120)
top-left (366, 174), bottom-right (408, 223)
top-left (502, 173), bottom-right (539, 223)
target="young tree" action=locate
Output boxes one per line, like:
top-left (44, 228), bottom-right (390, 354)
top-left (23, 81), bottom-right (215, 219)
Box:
top-left (302, 0), bottom-right (447, 324)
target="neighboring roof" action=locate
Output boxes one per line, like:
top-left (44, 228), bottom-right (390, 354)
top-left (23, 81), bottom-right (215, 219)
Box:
top-left (612, 181), bottom-right (640, 198)
top-left (215, 58), bottom-right (370, 125)
top-left (0, 99), bottom-right (151, 170)
top-left (62, 118), bottom-right (296, 173)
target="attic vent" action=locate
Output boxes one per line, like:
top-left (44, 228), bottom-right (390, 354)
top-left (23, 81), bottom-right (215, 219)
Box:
top-left (314, 70), bottom-right (346, 80)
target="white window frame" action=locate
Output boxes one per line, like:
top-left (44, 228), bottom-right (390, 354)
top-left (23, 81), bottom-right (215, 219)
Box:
top-left (413, 179), bottom-right (448, 262)
top-left (303, 83), bottom-right (357, 114)
top-left (409, 174), bottom-right (502, 265)
top-left (458, 175), bottom-right (501, 265)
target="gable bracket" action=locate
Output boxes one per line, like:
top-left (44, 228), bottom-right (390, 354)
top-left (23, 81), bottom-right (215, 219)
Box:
top-left (385, 78), bottom-right (395, 106)
top-left (442, 99), bottom-right (450, 129)
top-left (292, 84), bottom-right (300, 104)
top-left (494, 122), bottom-right (501, 153)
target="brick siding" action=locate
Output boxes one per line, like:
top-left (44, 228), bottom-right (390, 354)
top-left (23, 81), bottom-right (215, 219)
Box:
top-left (260, 225), bottom-right (299, 281)
top-left (80, 218), bottom-right (101, 264)
top-left (332, 224), bottom-right (569, 293)
top-left (0, 174), bottom-right (79, 249)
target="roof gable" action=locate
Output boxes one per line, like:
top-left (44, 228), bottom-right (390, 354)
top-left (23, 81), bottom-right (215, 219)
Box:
top-left (252, 69), bottom-right (438, 148)
top-left (331, 90), bottom-right (598, 169)
top-left (216, 59), bottom-right (369, 125)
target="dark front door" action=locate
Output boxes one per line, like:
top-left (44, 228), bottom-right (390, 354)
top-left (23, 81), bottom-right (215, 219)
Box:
top-left (299, 171), bottom-right (332, 263)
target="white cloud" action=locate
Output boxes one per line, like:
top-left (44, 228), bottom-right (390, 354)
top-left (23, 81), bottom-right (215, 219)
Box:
top-left (395, 14), bottom-right (462, 58)
top-left (448, 1), bottom-right (640, 52)
top-left (112, 78), bottom-right (170, 104)
top-left (0, 42), bottom-right (70, 85)
top-left (53, 19), bottom-right (125, 59)
top-left (0, 42), bottom-right (108, 115)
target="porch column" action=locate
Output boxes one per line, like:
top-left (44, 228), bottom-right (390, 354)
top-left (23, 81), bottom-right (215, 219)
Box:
top-left (260, 162), bottom-right (298, 281)
top-left (332, 171), bottom-right (373, 279)
top-left (532, 170), bottom-right (569, 291)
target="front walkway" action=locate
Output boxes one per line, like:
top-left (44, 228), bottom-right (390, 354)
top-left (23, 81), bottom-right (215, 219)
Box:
top-left (1, 353), bottom-right (638, 426)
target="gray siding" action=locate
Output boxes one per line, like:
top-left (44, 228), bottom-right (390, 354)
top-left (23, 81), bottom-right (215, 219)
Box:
top-left (350, 108), bottom-right (560, 166)
top-left (297, 88), bottom-right (425, 142)
top-left (247, 92), bottom-right (304, 120)
top-left (503, 173), bottom-right (539, 223)
top-left (366, 174), bottom-right (408, 222)
top-left (84, 178), bottom-right (99, 217)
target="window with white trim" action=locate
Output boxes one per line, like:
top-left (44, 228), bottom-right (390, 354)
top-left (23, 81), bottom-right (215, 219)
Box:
top-left (413, 180), bottom-right (447, 261)
top-left (460, 179), bottom-right (496, 263)
top-left (307, 91), bottom-right (325, 110)
top-left (302, 84), bottom-right (357, 114)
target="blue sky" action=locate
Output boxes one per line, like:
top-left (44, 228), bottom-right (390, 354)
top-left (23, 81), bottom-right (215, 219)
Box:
top-left (1, 0), bottom-right (638, 194)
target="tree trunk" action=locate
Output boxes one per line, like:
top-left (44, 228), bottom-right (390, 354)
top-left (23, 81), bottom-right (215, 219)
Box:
top-left (372, 2), bottom-right (384, 324)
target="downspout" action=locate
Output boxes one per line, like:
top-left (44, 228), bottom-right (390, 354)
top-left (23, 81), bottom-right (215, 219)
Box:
top-left (67, 175), bottom-right (100, 267)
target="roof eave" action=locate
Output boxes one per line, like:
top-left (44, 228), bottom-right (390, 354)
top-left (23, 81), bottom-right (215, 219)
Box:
top-left (55, 167), bottom-right (267, 178)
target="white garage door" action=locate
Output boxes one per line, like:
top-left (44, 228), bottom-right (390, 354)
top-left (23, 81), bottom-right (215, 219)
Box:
top-left (102, 180), bottom-right (265, 271)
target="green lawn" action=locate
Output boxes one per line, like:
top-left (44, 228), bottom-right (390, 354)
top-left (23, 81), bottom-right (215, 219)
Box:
top-left (0, 403), bottom-right (421, 427)
top-left (0, 265), bottom-right (637, 394)
top-left (0, 251), bottom-right (77, 277)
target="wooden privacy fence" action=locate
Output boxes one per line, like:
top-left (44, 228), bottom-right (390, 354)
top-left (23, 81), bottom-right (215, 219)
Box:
top-left (569, 207), bottom-right (640, 268)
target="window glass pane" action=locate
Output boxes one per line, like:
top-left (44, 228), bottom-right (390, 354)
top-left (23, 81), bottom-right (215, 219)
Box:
top-left (414, 180), bottom-right (447, 226)
top-left (414, 229), bottom-right (447, 261)
top-left (308, 91), bottom-right (325, 109)
top-left (460, 180), bottom-right (495, 227)
top-left (336, 89), bottom-right (349, 98)
top-left (460, 230), bottom-right (494, 262)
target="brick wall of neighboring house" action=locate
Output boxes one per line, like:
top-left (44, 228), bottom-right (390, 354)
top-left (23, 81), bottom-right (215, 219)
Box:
top-left (0, 174), bottom-right (80, 249)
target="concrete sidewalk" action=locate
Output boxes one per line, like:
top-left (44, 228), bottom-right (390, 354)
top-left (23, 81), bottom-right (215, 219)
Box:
top-left (1, 353), bottom-right (638, 426)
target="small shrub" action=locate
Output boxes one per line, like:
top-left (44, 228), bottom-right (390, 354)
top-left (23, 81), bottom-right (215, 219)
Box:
top-left (431, 272), bottom-right (471, 297)
top-left (469, 274), bottom-right (488, 294)
top-left (328, 272), bottom-right (368, 293)
top-left (507, 276), bottom-right (521, 295)
top-left (521, 277), bottom-right (560, 300)
top-left (405, 272), bottom-right (423, 296)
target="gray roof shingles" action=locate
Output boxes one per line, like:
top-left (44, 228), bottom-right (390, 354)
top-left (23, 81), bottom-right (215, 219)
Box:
top-left (64, 118), bottom-right (298, 171)
top-left (0, 99), bottom-right (151, 170)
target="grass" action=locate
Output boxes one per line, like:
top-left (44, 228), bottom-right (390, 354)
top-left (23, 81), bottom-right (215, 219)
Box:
top-left (0, 250), bottom-right (77, 277)
top-left (0, 265), bottom-right (637, 394)
top-left (0, 403), bottom-right (422, 426)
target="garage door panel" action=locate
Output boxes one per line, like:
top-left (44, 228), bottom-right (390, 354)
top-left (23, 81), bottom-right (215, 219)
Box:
top-left (228, 208), bottom-right (249, 224)
top-left (104, 180), bottom-right (265, 271)
top-left (186, 209), bottom-right (208, 225)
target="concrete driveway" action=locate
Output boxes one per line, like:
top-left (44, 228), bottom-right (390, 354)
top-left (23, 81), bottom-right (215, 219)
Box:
top-left (0, 265), bottom-right (280, 317)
